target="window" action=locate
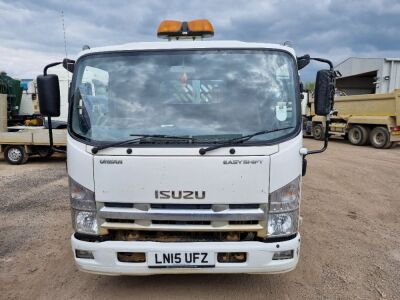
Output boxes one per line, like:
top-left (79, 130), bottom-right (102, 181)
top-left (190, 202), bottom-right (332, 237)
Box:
top-left (71, 50), bottom-right (299, 144)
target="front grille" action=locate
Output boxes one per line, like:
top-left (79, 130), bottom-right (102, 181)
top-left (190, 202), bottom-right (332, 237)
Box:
top-left (150, 204), bottom-right (212, 210)
top-left (112, 230), bottom-right (257, 242)
top-left (229, 204), bottom-right (260, 209)
top-left (105, 202), bottom-right (134, 208)
top-left (229, 220), bottom-right (259, 225)
top-left (152, 220), bottom-right (212, 225)
top-left (98, 202), bottom-right (268, 237)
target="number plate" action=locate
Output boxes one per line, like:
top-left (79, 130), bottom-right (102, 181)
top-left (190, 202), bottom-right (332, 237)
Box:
top-left (148, 251), bottom-right (215, 268)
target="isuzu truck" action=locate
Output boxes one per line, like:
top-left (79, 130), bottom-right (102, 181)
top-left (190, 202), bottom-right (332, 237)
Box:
top-left (37, 20), bottom-right (335, 275)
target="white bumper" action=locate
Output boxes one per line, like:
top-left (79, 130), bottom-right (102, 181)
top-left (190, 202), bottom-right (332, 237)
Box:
top-left (71, 234), bottom-right (300, 275)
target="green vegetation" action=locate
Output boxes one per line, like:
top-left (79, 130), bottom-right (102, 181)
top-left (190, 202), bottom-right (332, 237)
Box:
top-left (305, 82), bottom-right (315, 92)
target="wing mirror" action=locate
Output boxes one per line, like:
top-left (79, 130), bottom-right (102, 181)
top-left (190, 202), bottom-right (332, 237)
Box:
top-left (314, 69), bottom-right (335, 116)
top-left (36, 61), bottom-right (65, 153)
top-left (298, 56), bottom-right (336, 157)
top-left (37, 73), bottom-right (61, 117)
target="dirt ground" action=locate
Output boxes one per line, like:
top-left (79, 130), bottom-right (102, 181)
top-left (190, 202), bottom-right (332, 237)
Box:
top-left (1, 139), bottom-right (399, 300)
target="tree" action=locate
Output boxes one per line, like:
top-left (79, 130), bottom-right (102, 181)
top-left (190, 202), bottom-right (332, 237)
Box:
top-left (305, 82), bottom-right (315, 92)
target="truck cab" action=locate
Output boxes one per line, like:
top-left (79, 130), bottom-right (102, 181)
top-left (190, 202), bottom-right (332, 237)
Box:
top-left (37, 20), bottom-right (334, 275)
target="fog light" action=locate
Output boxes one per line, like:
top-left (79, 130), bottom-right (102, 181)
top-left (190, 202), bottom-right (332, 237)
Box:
top-left (75, 249), bottom-right (94, 259)
top-left (117, 252), bottom-right (146, 263)
top-left (217, 252), bottom-right (247, 263)
top-left (272, 250), bottom-right (294, 260)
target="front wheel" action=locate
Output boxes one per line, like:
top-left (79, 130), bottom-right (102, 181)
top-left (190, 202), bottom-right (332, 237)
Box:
top-left (312, 124), bottom-right (325, 140)
top-left (4, 145), bottom-right (29, 165)
top-left (369, 127), bottom-right (392, 149)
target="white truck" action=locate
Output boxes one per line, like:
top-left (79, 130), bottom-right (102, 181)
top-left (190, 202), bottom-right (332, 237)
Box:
top-left (0, 67), bottom-right (69, 164)
top-left (37, 20), bottom-right (335, 275)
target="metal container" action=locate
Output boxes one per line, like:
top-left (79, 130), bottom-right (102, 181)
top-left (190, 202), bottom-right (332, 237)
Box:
top-left (0, 93), bottom-right (7, 132)
top-left (0, 73), bottom-right (22, 116)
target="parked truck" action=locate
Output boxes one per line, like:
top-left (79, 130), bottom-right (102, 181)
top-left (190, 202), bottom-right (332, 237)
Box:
top-left (303, 89), bottom-right (400, 148)
top-left (0, 67), bottom-right (69, 164)
top-left (36, 20), bottom-right (336, 275)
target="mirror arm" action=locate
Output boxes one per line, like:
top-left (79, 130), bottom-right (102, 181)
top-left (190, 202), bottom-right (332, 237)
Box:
top-left (43, 62), bottom-right (62, 76)
top-left (304, 57), bottom-right (335, 157)
top-left (310, 57), bottom-right (334, 70)
top-left (46, 115), bottom-right (66, 154)
top-left (42, 62), bottom-right (66, 154)
top-left (304, 116), bottom-right (330, 156)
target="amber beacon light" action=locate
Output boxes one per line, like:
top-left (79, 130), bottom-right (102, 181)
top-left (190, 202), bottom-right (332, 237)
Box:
top-left (157, 19), bottom-right (214, 39)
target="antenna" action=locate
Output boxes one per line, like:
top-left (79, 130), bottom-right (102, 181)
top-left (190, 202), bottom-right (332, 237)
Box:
top-left (61, 11), bottom-right (70, 82)
top-left (61, 11), bottom-right (68, 58)
top-left (283, 41), bottom-right (293, 47)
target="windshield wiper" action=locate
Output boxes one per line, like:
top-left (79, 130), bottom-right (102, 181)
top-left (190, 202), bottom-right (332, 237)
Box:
top-left (91, 134), bottom-right (194, 154)
top-left (198, 126), bottom-right (294, 155)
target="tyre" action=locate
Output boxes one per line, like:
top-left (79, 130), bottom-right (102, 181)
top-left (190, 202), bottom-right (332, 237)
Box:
top-left (4, 145), bottom-right (29, 165)
top-left (369, 127), bottom-right (391, 149)
top-left (348, 125), bottom-right (369, 146)
top-left (312, 124), bottom-right (325, 140)
top-left (384, 142), bottom-right (394, 149)
top-left (37, 147), bottom-right (53, 158)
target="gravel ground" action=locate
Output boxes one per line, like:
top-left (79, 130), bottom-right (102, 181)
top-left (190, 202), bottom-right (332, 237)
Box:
top-left (1, 139), bottom-right (399, 299)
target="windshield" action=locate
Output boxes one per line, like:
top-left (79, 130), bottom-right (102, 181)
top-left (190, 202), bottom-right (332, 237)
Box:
top-left (70, 49), bottom-right (299, 145)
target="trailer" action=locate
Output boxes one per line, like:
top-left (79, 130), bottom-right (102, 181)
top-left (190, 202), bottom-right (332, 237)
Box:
top-left (303, 89), bottom-right (400, 148)
top-left (0, 66), bottom-right (69, 164)
top-left (0, 126), bottom-right (66, 164)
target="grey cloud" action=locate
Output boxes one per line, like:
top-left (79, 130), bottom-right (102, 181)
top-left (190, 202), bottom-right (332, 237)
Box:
top-left (0, 0), bottom-right (399, 80)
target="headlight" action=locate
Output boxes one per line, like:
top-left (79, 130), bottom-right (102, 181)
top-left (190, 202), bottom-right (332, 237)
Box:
top-left (72, 210), bottom-right (98, 235)
top-left (268, 177), bottom-right (300, 237)
top-left (69, 177), bottom-right (98, 235)
top-left (268, 211), bottom-right (298, 236)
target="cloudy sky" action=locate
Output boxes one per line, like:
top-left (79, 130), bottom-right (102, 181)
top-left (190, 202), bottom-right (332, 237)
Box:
top-left (1, 0), bottom-right (399, 80)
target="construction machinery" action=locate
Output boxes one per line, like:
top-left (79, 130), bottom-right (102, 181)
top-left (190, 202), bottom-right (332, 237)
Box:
top-left (303, 89), bottom-right (400, 148)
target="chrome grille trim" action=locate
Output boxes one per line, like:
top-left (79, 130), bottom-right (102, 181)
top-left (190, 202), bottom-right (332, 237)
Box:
top-left (101, 222), bottom-right (264, 232)
top-left (98, 203), bottom-right (268, 237)
top-left (99, 207), bottom-right (266, 221)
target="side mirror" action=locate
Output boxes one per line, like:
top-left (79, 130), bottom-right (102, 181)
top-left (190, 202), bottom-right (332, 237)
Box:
top-left (63, 58), bottom-right (75, 73)
top-left (314, 69), bottom-right (334, 116)
top-left (37, 74), bottom-right (61, 117)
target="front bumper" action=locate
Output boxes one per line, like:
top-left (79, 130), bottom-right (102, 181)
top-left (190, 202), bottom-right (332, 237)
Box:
top-left (71, 234), bottom-right (300, 275)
